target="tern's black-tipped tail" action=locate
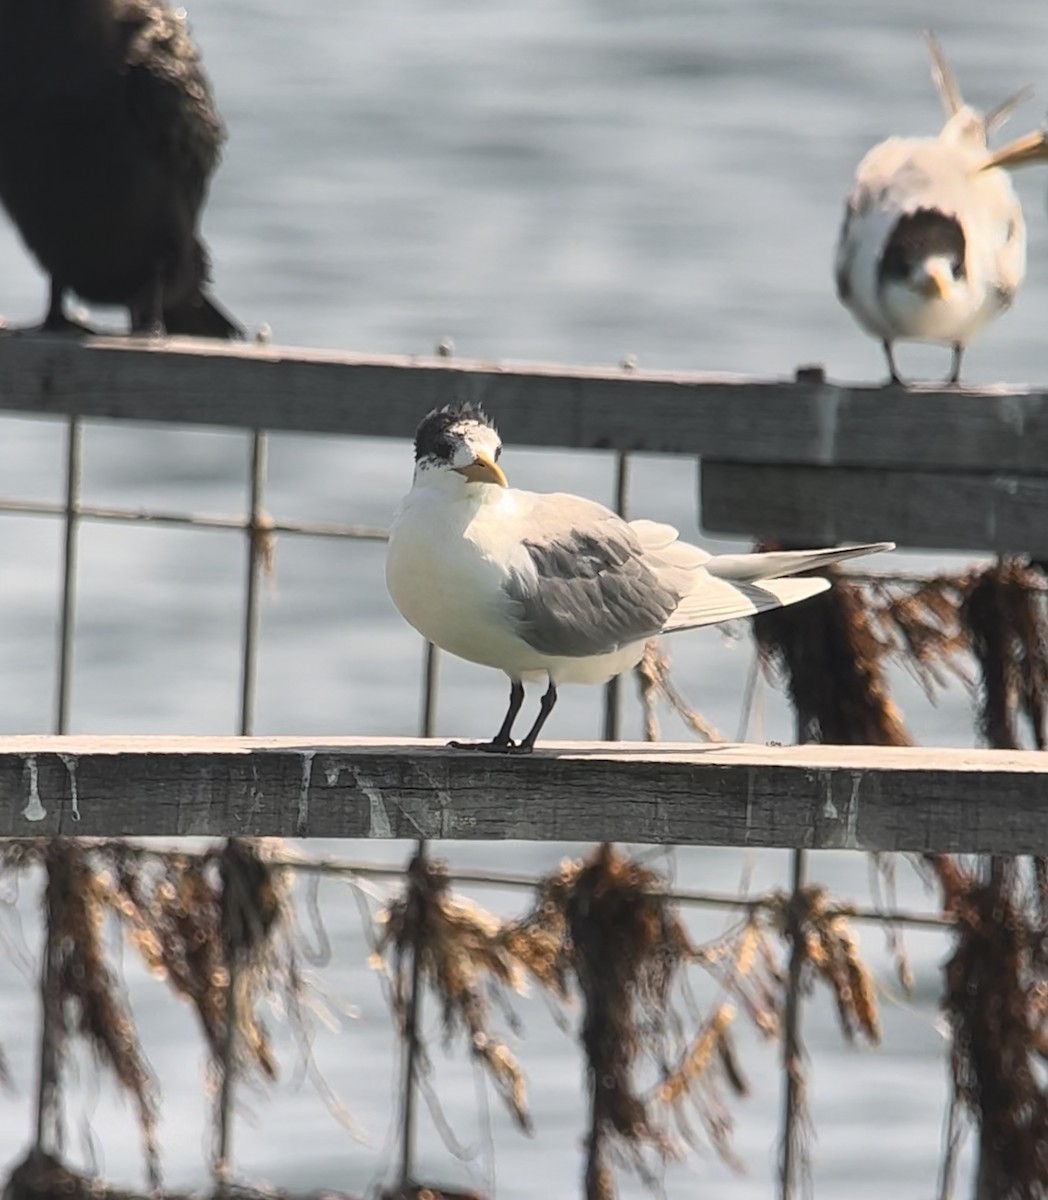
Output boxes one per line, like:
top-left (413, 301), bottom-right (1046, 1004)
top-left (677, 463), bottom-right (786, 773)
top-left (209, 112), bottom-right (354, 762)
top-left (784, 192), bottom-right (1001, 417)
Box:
top-left (163, 291), bottom-right (244, 340)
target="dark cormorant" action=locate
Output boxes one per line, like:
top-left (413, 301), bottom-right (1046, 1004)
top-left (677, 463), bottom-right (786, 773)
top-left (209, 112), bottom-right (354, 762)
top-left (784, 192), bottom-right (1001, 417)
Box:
top-left (0, 0), bottom-right (242, 338)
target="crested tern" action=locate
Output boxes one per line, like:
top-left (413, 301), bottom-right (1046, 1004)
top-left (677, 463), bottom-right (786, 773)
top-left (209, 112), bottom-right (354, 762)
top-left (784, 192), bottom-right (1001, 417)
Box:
top-left (386, 403), bottom-right (893, 754)
top-left (834, 33), bottom-right (1029, 385)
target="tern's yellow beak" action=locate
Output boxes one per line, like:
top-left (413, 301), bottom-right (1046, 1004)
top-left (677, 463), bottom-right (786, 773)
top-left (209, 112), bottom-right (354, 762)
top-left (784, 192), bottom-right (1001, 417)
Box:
top-left (455, 452), bottom-right (508, 487)
top-left (916, 260), bottom-right (953, 300)
top-left (981, 131), bottom-right (1048, 172)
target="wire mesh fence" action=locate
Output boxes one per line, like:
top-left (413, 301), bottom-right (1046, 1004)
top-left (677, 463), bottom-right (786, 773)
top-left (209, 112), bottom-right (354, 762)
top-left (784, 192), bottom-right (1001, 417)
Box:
top-left (3, 355), bottom-right (1046, 1200)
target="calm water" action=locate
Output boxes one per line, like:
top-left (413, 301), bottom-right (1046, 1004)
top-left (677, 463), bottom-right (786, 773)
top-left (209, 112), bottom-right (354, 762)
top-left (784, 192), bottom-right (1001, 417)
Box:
top-left (2, 0), bottom-right (1046, 1193)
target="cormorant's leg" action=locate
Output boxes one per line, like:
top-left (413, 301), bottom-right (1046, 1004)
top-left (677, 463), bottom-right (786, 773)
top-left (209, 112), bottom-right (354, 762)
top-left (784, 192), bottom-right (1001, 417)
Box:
top-left (43, 278), bottom-right (65, 330)
top-left (130, 269), bottom-right (165, 336)
top-left (947, 342), bottom-right (963, 385)
top-left (449, 679), bottom-right (526, 753)
top-left (14, 278), bottom-right (97, 336)
top-left (512, 679), bottom-right (558, 755)
top-left (882, 340), bottom-right (904, 386)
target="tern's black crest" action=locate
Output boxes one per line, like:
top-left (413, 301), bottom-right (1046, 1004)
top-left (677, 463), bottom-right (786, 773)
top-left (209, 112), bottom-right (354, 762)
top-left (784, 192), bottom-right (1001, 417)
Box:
top-left (0, 0), bottom-right (242, 338)
top-left (878, 208), bottom-right (967, 286)
top-left (414, 402), bottom-right (497, 462)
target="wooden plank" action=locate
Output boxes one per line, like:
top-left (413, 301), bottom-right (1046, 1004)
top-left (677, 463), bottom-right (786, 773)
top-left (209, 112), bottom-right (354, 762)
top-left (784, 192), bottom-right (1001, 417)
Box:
top-left (1, 335), bottom-right (1048, 471)
top-left (700, 461), bottom-right (1048, 555)
top-left (1, 736), bottom-right (1046, 854)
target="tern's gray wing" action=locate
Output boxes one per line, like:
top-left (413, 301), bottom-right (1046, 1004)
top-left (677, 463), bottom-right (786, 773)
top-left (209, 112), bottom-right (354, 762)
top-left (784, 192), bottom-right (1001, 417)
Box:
top-left (503, 496), bottom-right (680, 658)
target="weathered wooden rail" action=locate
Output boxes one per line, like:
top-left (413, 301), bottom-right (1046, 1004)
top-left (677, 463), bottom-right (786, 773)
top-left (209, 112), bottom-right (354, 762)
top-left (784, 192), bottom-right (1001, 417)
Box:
top-left (0, 335), bottom-right (1043, 467)
top-left (2, 334), bottom-right (1047, 553)
top-left (1, 737), bottom-right (1045, 853)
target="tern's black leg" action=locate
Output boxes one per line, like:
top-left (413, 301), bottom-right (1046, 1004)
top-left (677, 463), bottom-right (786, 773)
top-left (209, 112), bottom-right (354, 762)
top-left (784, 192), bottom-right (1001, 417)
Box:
top-left (493, 679), bottom-right (526, 745)
top-left (947, 342), bottom-right (963, 385)
top-left (449, 679), bottom-right (526, 753)
top-left (882, 340), bottom-right (904, 386)
top-left (514, 680), bottom-right (558, 754)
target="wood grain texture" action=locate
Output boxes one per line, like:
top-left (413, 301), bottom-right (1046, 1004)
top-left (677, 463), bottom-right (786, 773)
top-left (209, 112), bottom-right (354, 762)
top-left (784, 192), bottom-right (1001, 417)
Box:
top-left (1, 737), bottom-right (1046, 854)
top-left (701, 461), bottom-right (1048, 555)
top-left (1, 335), bottom-right (1048, 470)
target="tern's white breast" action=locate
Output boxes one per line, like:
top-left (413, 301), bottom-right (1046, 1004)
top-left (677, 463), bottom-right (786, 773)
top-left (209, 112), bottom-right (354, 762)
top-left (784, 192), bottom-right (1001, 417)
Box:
top-left (386, 483), bottom-right (544, 676)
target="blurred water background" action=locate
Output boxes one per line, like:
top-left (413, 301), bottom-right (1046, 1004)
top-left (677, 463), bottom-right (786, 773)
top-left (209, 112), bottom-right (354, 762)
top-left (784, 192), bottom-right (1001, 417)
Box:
top-left (4, 0), bottom-right (1048, 1194)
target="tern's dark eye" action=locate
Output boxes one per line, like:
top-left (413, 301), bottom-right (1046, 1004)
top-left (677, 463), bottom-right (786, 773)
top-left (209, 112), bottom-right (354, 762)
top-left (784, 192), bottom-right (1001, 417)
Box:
top-left (494, 446), bottom-right (502, 462)
top-left (952, 260), bottom-right (965, 280)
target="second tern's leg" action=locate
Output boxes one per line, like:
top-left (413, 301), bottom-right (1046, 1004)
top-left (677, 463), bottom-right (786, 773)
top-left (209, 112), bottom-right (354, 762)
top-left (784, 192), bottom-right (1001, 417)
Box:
top-left (882, 339), bottom-right (904, 386)
top-left (947, 342), bottom-right (963, 385)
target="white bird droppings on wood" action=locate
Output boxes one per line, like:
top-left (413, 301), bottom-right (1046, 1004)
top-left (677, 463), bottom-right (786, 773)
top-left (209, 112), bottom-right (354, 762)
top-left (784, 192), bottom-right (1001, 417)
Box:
top-left (21, 756), bottom-right (46, 822)
top-left (352, 766), bottom-right (393, 838)
top-left (59, 754), bottom-right (81, 822)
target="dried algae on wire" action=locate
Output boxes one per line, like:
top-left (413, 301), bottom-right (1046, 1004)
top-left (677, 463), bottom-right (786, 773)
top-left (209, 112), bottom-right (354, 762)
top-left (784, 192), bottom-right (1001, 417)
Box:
top-left (99, 839), bottom-right (288, 1085)
top-left (752, 559), bottom-right (912, 1196)
top-left (754, 565), bottom-right (914, 746)
top-left (38, 840), bottom-right (161, 1188)
top-left (634, 639), bottom-right (724, 742)
top-left (757, 552), bottom-right (1048, 1197)
top-left (377, 850), bottom-right (538, 1134)
top-left (522, 845), bottom-right (756, 1199)
top-left (931, 559), bottom-right (1048, 1199)
top-left (963, 559), bottom-right (1048, 751)
top-left (934, 858), bottom-right (1048, 1200)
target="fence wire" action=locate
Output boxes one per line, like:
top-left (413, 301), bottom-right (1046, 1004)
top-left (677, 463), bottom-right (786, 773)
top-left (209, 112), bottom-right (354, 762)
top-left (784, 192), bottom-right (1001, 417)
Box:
top-left (0, 401), bottom-right (960, 1200)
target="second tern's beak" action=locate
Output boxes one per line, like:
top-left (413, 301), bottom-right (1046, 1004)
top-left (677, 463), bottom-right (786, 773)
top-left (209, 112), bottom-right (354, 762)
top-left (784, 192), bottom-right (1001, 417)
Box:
top-left (916, 259), bottom-right (953, 300)
top-left (982, 130), bottom-right (1048, 171)
top-left (455, 452), bottom-right (508, 487)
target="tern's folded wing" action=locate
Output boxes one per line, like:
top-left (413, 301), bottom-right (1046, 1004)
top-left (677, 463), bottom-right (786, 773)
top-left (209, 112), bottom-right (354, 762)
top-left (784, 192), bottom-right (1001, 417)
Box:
top-left (502, 497), bottom-right (679, 658)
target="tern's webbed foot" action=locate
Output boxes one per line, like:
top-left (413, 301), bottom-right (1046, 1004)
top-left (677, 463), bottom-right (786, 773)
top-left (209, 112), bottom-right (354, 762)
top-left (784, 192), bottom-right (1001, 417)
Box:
top-left (447, 738), bottom-right (533, 755)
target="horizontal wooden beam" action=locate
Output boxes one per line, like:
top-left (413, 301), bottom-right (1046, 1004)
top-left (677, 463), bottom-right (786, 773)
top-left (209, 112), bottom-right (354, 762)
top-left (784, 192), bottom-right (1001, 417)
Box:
top-left (1, 736), bottom-right (1045, 854)
top-left (1, 335), bottom-right (1048, 472)
top-left (700, 461), bottom-right (1048, 555)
